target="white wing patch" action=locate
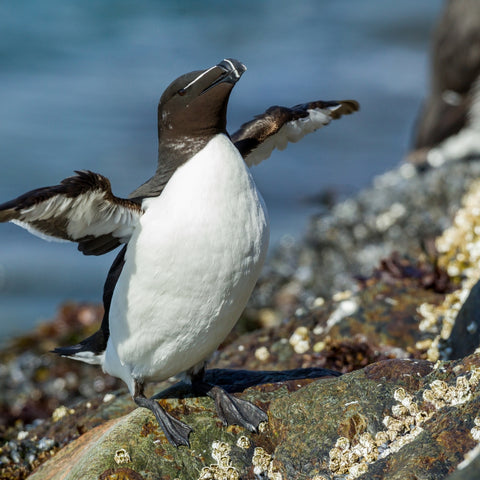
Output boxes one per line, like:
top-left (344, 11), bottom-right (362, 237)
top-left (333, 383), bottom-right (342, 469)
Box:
top-left (0, 171), bottom-right (144, 254)
top-left (245, 105), bottom-right (341, 167)
top-left (13, 190), bottom-right (140, 242)
top-left (64, 191), bottom-right (139, 241)
top-left (11, 219), bottom-right (69, 243)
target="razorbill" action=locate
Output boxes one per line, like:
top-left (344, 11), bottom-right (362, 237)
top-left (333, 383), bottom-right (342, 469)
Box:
top-left (0, 58), bottom-right (359, 446)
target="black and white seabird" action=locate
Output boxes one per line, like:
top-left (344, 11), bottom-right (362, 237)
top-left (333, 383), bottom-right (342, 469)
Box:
top-left (0, 58), bottom-right (358, 446)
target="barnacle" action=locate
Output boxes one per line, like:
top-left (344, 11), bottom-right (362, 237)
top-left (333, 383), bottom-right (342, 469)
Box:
top-left (199, 441), bottom-right (239, 480)
top-left (327, 370), bottom-right (479, 480)
top-left (471, 417), bottom-right (480, 442)
top-left (255, 346), bottom-right (270, 361)
top-left (416, 180), bottom-right (480, 360)
top-left (289, 326), bottom-right (310, 354)
top-left (51, 405), bottom-right (74, 422)
top-left (113, 448), bottom-right (131, 464)
top-left (252, 447), bottom-right (271, 475)
top-left (236, 436), bottom-right (250, 450)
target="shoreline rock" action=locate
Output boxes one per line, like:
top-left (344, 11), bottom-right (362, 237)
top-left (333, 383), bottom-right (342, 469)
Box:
top-left (252, 158), bottom-right (480, 316)
top-left (3, 158), bottom-right (480, 478)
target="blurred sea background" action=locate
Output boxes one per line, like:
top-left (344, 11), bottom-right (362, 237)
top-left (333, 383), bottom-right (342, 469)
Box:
top-left (0, 0), bottom-right (444, 343)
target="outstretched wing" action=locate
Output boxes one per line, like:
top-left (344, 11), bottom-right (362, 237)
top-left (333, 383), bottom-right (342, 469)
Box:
top-left (231, 99), bottom-right (359, 166)
top-left (0, 170), bottom-right (143, 255)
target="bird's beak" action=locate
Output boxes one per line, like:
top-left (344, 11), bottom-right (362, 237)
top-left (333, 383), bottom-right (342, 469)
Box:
top-left (200, 58), bottom-right (247, 95)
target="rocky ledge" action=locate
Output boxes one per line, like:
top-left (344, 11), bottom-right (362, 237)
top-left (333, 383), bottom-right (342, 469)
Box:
top-left (2, 158), bottom-right (480, 479)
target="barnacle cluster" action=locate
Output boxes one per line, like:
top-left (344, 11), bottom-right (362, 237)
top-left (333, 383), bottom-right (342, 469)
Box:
top-left (258, 421), bottom-right (268, 434)
top-left (423, 369), bottom-right (480, 408)
top-left (198, 441), bottom-right (239, 480)
top-left (329, 367), bottom-right (480, 479)
top-left (235, 436), bottom-right (250, 450)
top-left (291, 290), bottom-right (358, 355)
top-left (328, 434), bottom-right (373, 478)
top-left (252, 447), bottom-right (282, 480)
top-left (417, 179), bottom-right (480, 360)
top-left (198, 440), bottom-right (280, 480)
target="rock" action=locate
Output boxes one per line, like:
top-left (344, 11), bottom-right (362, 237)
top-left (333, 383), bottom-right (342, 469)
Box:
top-left (251, 157), bottom-right (480, 317)
top-left (447, 278), bottom-right (480, 359)
top-left (26, 370), bottom-right (337, 480)
top-left (18, 354), bottom-right (480, 480)
top-left (0, 303), bottom-right (124, 429)
top-left (270, 355), bottom-right (480, 479)
top-left (446, 445), bottom-right (480, 480)
top-left (0, 209), bottom-right (468, 479)
top-left (0, 252), bottom-right (470, 480)
top-left (5, 157), bottom-right (480, 478)
top-left (406, 178), bottom-right (480, 362)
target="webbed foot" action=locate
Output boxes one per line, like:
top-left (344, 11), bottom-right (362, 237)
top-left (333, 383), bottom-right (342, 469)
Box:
top-left (134, 395), bottom-right (192, 447)
top-left (192, 378), bottom-right (267, 432)
top-left (208, 385), bottom-right (268, 431)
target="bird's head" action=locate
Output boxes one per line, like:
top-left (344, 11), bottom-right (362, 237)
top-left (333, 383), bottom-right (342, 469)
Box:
top-left (157, 58), bottom-right (246, 141)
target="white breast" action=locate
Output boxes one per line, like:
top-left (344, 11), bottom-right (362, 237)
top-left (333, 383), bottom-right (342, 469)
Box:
top-left (103, 134), bottom-right (269, 393)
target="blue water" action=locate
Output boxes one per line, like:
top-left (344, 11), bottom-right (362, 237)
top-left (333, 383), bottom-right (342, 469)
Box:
top-left (0, 0), bottom-right (444, 341)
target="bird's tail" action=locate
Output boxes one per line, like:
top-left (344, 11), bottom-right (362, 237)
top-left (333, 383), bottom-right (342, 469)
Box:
top-left (52, 330), bottom-right (106, 365)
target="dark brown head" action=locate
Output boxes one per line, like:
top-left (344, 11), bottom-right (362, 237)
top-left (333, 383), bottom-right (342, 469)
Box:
top-left (126, 59), bottom-right (247, 200)
top-left (157, 58), bottom-right (246, 143)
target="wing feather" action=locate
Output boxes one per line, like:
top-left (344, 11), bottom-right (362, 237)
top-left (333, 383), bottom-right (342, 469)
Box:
top-left (0, 170), bottom-right (143, 255)
top-left (232, 99), bottom-right (359, 166)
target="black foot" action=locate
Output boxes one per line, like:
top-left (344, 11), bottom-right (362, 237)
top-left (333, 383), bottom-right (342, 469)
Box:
top-left (195, 382), bottom-right (268, 432)
top-left (134, 395), bottom-right (192, 447)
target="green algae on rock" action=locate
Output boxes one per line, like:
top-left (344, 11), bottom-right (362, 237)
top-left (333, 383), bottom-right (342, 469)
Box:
top-left (268, 355), bottom-right (480, 479)
top-left (23, 355), bottom-right (480, 479)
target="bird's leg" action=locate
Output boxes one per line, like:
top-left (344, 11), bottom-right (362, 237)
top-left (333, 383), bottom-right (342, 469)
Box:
top-left (133, 380), bottom-right (192, 447)
top-left (190, 369), bottom-right (268, 432)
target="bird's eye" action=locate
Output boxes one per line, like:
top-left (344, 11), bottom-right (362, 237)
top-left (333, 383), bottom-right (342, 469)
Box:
top-left (178, 88), bottom-right (187, 96)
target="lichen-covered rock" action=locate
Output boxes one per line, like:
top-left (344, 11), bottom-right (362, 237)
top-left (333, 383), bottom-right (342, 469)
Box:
top-left (26, 372), bottom-right (334, 480)
top-left (270, 355), bottom-right (480, 479)
top-left (18, 354), bottom-right (480, 480)
top-left (0, 246), bottom-right (457, 479)
top-left (5, 159), bottom-right (480, 479)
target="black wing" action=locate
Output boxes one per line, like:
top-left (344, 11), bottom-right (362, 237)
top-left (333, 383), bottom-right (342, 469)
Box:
top-left (231, 99), bottom-right (359, 166)
top-left (0, 170), bottom-right (143, 255)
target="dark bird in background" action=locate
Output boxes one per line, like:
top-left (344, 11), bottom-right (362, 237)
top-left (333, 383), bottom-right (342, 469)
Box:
top-left (0, 58), bottom-right (358, 446)
top-left (409, 0), bottom-right (480, 167)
